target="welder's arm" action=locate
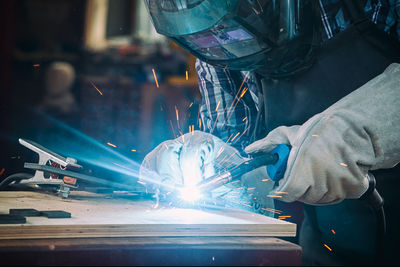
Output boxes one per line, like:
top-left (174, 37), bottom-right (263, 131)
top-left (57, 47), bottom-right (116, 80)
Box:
top-left (245, 63), bottom-right (400, 205)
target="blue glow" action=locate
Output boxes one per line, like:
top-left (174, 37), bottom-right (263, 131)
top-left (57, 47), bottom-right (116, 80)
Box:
top-left (27, 108), bottom-right (177, 191)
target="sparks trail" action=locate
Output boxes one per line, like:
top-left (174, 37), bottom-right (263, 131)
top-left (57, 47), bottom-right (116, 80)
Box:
top-left (33, 64), bottom-right (40, 67)
top-left (169, 120), bottom-right (176, 138)
top-left (152, 68), bottom-right (159, 88)
top-left (218, 149), bottom-right (240, 167)
top-left (175, 106), bottom-right (181, 130)
top-left (131, 149), bottom-right (137, 152)
top-left (210, 113), bottom-right (220, 134)
top-left (236, 124), bottom-right (251, 143)
top-left (219, 74), bottom-right (249, 127)
top-left (186, 70), bottom-right (189, 80)
top-left (224, 73), bottom-right (249, 121)
top-left (242, 116), bottom-right (247, 122)
top-left (197, 104), bottom-right (201, 128)
top-left (215, 147), bottom-right (225, 159)
top-left (137, 180), bottom-right (146, 185)
top-left (90, 81), bottom-right (103, 95)
top-left (225, 133), bottom-right (234, 144)
top-left (230, 132), bottom-right (241, 142)
top-left (215, 100), bottom-right (221, 112)
top-left (324, 244), bottom-right (333, 251)
top-left (107, 142), bottom-right (117, 148)
top-left (226, 87), bottom-right (248, 122)
top-left (267, 195), bottom-right (283, 198)
top-left (261, 208), bottom-right (283, 215)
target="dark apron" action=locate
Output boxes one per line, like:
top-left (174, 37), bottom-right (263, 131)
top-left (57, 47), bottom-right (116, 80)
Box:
top-left (255, 3), bottom-right (400, 265)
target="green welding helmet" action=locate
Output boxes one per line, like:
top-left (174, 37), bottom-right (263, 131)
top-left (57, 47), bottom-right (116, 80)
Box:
top-left (145, 0), bottom-right (320, 77)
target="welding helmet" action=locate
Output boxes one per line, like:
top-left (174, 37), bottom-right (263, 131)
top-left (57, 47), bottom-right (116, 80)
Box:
top-left (145, 0), bottom-right (320, 77)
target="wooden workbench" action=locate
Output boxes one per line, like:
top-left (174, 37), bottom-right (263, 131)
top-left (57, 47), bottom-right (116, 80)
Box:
top-left (0, 191), bottom-right (301, 266)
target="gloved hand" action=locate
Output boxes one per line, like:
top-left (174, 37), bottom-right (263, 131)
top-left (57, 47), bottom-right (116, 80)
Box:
top-left (139, 130), bottom-right (245, 192)
top-left (245, 63), bottom-right (400, 205)
top-left (140, 130), bottom-right (276, 213)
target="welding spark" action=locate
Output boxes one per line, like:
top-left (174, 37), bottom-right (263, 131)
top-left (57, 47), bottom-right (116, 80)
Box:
top-left (262, 178), bottom-right (269, 182)
top-left (210, 113), bottom-right (220, 134)
top-left (278, 215), bottom-right (292, 220)
top-left (186, 70), bottom-right (189, 80)
top-left (131, 149), bottom-right (137, 152)
top-left (137, 180), bottom-right (146, 185)
top-left (215, 101), bottom-right (221, 111)
top-left (169, 120), bottom-right (176, 137)
top-left (33, 64), bottom-right (40, 67)
top-left (230, 132), bottom-right (241, 142)
top-left (175, 106), bottom-right (180, 128)
top-left (225, 133), bottom-right (234, 144)
top-left (274, 191), bottom-right (288, 195)
top-left (242, 117), bottom-right (247, 122)
top-left (331, 229), bottom-right (336, 235)
top-left (247, 187), bottom-right (256, 191)
top-left (216, 147), bottom-right (225, 159)
top-left (236, 125), bottom-right (251, 142)
top-left (90, 81), bottom-right (103, 95)
top-left (324, 244), bottom-right (333, 251)
top-left (340, 163), bottom-right (348, 167)
top-left (152, 68), bottom-right (159, 88)
top-left (261, 208), bottom-right (283, 215)
top-left (189, 102), bottom-right (193, 108)
top-left (107, 142), bottom-right (117, 148)
top-left (239, 87), bottom-right (248, 98)
top-left (225, 74), bottom-right (249, 122)
top-left (312, 134), bottom-right (319, 137)
top-left (0, 168), bottom-right (4, 176)
top-left (267, 195), bottom-right (283, 198)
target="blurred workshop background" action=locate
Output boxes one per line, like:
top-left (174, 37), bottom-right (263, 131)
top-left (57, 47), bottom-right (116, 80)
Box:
top-left (0, 0), bottom-right (201, 183)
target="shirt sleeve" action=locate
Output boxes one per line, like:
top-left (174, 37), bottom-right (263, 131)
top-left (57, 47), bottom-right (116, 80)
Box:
top-left (195, 59), bottom-right (258, 153)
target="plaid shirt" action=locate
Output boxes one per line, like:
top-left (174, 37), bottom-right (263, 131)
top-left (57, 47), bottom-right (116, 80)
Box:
top-left (196, 0), bottom-right (400, 152)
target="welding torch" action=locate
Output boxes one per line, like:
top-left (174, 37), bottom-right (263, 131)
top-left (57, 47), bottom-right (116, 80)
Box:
top-left (196, 144), bottom-right (291, 192)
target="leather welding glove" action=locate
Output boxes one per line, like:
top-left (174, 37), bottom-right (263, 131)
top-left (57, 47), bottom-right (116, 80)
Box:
top-left (245, 63), bottom-right (400, 205)
top-left (140, 131), bottom-right (245, 192)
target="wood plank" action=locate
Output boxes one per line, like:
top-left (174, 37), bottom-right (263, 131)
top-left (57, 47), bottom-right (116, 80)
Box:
top-left (0, 191), bottom-right (296, 239)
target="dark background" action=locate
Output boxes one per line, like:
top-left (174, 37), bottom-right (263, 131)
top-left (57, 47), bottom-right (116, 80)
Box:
top-left (0, 0), bottom-right (201, 184)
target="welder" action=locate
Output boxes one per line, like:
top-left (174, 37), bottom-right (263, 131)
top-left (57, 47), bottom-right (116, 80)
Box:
top-left (139, 0), bottom-right (400, 265)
